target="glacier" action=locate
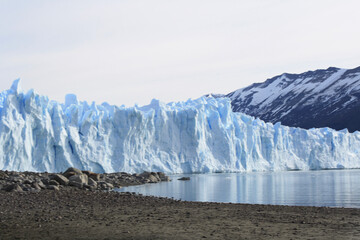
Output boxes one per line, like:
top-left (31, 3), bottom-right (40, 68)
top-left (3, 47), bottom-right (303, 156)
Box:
top-left (0, 79), bottom-right (360, 174)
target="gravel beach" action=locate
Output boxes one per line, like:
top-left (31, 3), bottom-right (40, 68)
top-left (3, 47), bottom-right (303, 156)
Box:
top-left (1, 189), bottom-right (360, 240)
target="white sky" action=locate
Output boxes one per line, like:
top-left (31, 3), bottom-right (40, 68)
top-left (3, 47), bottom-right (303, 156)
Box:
top-left (1, 0), bottom-right (360, 106)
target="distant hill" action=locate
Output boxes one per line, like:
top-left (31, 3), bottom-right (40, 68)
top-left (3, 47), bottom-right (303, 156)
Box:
top-left (212, 66), bottom-right (360, 132)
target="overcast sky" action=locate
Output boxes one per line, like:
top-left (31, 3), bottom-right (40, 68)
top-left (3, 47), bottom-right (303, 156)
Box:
top-left (1, 0), bottom-right (360, 106)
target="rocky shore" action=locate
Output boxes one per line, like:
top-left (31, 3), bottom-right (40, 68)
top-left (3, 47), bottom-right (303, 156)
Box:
top-left (0, 168), bottom-right (171, 192)
top-left (1, 169), bottom-right (360, 239)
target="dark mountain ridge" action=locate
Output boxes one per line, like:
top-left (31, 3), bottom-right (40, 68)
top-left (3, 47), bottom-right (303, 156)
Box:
top-left (214, 66), bottom-right (360, 132)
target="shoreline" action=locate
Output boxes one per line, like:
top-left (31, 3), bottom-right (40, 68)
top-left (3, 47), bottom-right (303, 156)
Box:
top-left (1, 189), bottom-right (360, 239)
top-left (117, 191), bottom-right (360, 210)
top-left (1, 169), bottom-right (360, 239)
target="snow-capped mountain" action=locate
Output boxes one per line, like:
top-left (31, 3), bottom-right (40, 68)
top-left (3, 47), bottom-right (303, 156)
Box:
top-left (223, 66), bottom-right (360, 132)
top-left (1, 80), bottom-right (360, 173)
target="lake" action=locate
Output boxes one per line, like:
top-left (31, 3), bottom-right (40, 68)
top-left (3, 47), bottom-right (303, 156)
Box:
top-left (117, 169), bottom-right (360, 208)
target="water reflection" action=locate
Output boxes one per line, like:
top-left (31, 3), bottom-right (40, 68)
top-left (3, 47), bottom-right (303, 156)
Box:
top-left (117, 169), bottom-right (360, 208)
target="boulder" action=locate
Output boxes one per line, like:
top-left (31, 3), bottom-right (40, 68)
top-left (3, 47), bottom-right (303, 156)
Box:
top-left (0, 172), bottom-right (9, 180)
top-left (5, 183), bottom-right (23, 192)
top-left (68, 174), bottom-right (88, 189)
top-left (139, 171), bottom-right (151, 178)
top-left (23, 179), bottom-right (33, 184)
top-left (64, 167), bottom-right (83, 175)
top-left (10, 176), bottom-right (23, 184)
top-left (148, 174), bottom-right (160, 183)
top-left (63, 171), bottom-right (77, 179)
top-left (32, 182), bottom-right (42, 190)
top-left (38, 181), bottom-right (47, 189)
top-left (88, 178), bottom-right (97, 187)
top-left (157, 172), bottom-right (171, 181)
top-left (151, 172), bottom-right (161, 182)
top-left (157, 172), bottom-right (166, 180)
top-left (98, 181), bottom-right (112, 190)
top-left (82, 170), bottom-right (100, 181)
top-left (178, 177), bottom-right (190, 181)
top-left (139, 172), bottom-right (161, 183)
top-left (50, 174), bottom-right (69, 186)
top-left (12, 184), bottom-right (24, 192)
top-left (22, 184), bottom-right (32, 191)
top-left (89, 173), bottom-right (100, 181)
top-left (85, 184), bottom-right (97, 191)
top-left (49, 180), bottom-right (60, 186)
top-left (63, 167), bottom-right (83, 178)
top-left (41, 178), bottom-right (50, 185)
top-left (47, 185), bottom-right (59, 191)
top-left (68, 181), bottom-right (83, 189)
top-left (69, 174), bottom-right (88, 185)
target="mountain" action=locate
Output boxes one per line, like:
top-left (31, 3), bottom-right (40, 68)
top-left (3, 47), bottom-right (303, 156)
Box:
top-left (1, 80), bottom-right (360, 173)
top-left (222, 66), bottom-right (360, 132)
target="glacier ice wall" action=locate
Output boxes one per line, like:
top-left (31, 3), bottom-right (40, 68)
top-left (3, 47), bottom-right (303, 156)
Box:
top-left (1, 80), bottom-right (360, 173)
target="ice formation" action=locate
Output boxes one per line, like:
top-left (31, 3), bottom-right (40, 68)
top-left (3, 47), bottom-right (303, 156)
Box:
top-left (0, 80), bottom-right (360, 173)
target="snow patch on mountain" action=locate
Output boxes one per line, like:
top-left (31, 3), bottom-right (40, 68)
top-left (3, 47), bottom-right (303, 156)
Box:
top-left (225, 66), bottom-right (360, 132)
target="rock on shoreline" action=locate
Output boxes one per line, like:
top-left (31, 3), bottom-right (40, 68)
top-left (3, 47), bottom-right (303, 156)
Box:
top-left (0, 168), bottom-right (171, 192)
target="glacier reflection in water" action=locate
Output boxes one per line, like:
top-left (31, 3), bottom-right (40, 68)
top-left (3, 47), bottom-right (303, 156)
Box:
top-left (117, 169), bottom-right (360, 208)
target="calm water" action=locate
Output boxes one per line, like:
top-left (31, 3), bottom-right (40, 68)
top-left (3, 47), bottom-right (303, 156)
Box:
top-left (117, 169), bottom-right (360, 208)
